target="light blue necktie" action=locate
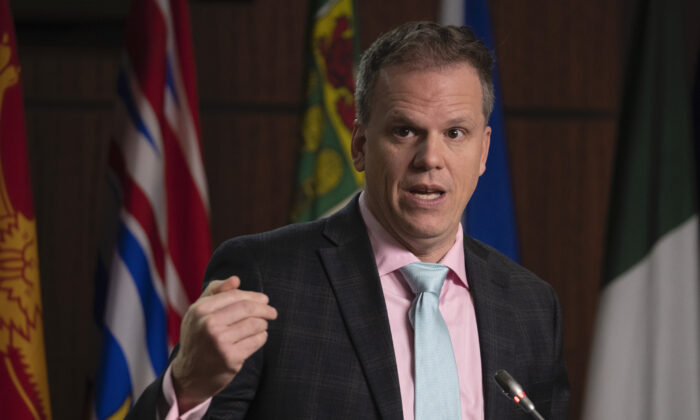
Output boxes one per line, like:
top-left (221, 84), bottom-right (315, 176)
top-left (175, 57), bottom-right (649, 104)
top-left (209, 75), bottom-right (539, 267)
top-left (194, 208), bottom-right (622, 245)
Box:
top-left (400, 262), bottom-right (461, 420)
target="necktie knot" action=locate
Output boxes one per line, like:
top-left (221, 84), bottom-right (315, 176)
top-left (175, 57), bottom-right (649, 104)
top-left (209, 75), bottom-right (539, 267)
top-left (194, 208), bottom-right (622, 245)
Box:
top-left (400, 262), bottom-right (450, 296)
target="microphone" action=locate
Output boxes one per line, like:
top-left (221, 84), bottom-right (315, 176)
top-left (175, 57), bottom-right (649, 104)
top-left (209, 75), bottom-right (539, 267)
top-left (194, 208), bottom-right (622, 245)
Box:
top-left (493, 369), bottom-right (545, 420)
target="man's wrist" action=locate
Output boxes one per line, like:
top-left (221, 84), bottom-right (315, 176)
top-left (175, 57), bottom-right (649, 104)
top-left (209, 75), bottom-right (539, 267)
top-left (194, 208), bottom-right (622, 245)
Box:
top-left (163, 362), bottom-right (213, 419)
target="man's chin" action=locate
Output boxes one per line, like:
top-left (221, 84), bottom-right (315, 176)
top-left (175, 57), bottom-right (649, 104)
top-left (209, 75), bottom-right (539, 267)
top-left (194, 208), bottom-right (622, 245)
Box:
top-left (399, 221), bottom-right (455, 244)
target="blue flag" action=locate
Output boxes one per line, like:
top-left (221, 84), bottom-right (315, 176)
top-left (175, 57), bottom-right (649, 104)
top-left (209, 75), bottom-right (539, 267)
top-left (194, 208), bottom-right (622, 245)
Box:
top-left (441, 0), bottom-right (519, 261)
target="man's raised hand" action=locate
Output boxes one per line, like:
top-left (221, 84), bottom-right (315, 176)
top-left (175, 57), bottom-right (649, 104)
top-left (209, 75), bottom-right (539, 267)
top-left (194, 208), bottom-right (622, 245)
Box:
top-left (170, 276), bottom-right (277, 412)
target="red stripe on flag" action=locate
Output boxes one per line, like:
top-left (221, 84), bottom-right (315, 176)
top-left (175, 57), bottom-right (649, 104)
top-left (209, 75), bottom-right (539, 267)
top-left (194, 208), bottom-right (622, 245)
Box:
top-left (161, 122), bottom-right (211, 303)
top-left (169, 0), bottom-right (202, 140)
top-left (125, 0), bottom-right (167, 116)
top-left (108, 140), bottom-right (166, 282)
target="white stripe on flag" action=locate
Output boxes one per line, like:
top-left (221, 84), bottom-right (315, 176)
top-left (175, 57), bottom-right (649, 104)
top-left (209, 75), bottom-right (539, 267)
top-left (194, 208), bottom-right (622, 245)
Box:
top-left (154, 0), bottom-right (171, 28)
top-left (121, 209), bottom-right (166, 301)
top-left (162, 54), bottom-right (210, 211)
top-left (439, 0), bottom-right (464, 27)
top-left (583, 215), bottom-right (700, 420)
top-left (156, 0), bottom-right (210, 211)
top-left (165, 255), bottom-right (190, 317)
top-left (104, 251), bottom-right (158, 399)
top-left (163, 74), bottom-right (210, 211)
top-left (122, 54), bottom-right (164, 153)
top-left (116, 99), bottom-right (168, 244)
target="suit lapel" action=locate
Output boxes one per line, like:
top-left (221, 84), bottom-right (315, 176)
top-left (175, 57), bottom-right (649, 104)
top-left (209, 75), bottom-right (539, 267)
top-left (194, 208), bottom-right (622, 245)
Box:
top-left (464, 238), bottom-right (516, 419)
top-left (318, 199), bottom-right (403, 420)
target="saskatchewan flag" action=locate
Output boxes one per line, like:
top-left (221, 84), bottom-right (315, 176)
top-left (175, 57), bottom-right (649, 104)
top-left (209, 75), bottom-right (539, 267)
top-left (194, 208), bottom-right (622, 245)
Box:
top-left (582, 0), bottom-right (700, 418)
top-left (291, 0), bottom-right (363, 222)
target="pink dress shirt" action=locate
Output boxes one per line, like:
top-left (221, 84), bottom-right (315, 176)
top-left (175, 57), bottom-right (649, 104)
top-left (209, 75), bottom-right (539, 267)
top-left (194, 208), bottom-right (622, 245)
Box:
top-left (162, 192), bottom-right (484, 419)
top-left (358, 193), bottom-right (484, 420)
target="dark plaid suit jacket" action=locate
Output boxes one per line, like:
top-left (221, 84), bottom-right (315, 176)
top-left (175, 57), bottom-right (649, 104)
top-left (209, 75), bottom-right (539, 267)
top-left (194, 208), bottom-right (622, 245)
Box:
top-left (129, 197), bottom-right (569, 419)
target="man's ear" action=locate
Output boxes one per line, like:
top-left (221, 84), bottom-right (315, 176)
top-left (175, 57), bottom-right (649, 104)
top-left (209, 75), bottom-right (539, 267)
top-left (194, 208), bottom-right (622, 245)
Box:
top-left (479, 125), bottom-right (491, 176)
top-left (351, 120), bottom-right (367, 172)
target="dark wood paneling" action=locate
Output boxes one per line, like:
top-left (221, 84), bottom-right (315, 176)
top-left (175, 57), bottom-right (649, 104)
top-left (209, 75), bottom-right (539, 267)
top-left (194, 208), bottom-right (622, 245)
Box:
top-left (508, 118), bottom-right (616, 419)
top-left (191, 1), bottom-right (309, 105)
top-left (20, 45), bottom-right (119, 103)
top-left (491, 0), bottom-right (623, 110)
top-left (201, 113), bottom-right (301, 247)
top-left (25, 109), bottom-right (111, 418)
top-left (356, 0), bottom-right (438, 49)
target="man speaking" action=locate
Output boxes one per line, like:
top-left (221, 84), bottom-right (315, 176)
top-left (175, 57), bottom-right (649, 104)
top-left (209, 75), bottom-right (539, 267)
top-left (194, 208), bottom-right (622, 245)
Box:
top-left (128, 22), bottom-right (570, 419)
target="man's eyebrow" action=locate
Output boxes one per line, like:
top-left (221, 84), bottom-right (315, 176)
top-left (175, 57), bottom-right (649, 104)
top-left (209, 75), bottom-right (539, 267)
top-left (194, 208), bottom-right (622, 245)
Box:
top-left (383, 112), bottom-right (478, 127)
top-left (384, 111), bottom-right (414, 124)
top-left (444, 116), bottom-right (476, 127)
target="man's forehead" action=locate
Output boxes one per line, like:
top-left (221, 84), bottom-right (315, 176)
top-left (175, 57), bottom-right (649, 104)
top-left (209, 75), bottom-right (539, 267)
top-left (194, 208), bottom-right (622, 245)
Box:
top-left (374, 62), bottom-right (482, 101)
top-left (378, 60), bottom-right (479, 80)
top-left (371, 63), bottom-right (484, 125)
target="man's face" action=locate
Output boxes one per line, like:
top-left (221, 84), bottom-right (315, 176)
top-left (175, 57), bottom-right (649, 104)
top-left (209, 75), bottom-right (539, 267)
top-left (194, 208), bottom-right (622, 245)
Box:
top-left (351, 63), bottom-right (491, 256)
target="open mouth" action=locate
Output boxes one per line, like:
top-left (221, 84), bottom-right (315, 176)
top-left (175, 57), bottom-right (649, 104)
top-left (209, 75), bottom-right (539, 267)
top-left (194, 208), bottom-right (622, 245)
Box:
top-left (409, 186), bottom-right (445, 200)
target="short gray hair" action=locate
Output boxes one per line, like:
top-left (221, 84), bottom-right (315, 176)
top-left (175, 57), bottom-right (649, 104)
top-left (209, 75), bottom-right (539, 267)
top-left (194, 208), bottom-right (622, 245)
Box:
top-left (355, 21), bottom-right (495, 124)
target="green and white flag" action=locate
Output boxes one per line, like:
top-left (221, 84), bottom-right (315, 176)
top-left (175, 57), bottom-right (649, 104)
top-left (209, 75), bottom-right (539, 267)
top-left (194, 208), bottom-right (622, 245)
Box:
top-left (582, 0), bottom-right (700, 418)
top-left (291, 0), bottom-right (363, 222)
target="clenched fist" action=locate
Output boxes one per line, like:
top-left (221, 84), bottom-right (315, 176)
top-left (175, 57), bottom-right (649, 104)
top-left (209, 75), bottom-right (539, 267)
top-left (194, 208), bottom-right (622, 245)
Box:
top-left (170, 276), bottom-right (278, 412)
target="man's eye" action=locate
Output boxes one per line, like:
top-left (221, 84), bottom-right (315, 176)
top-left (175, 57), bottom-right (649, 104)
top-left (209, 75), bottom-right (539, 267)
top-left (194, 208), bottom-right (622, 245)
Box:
top-left (446, 128), bottom-right (465, 139)
top-left (393, 127), bottom-right (415, 138)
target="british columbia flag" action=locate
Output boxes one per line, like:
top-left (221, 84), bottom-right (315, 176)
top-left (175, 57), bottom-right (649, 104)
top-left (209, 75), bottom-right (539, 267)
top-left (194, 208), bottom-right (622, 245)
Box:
top-left (94, 0), bottom-right (211, 418)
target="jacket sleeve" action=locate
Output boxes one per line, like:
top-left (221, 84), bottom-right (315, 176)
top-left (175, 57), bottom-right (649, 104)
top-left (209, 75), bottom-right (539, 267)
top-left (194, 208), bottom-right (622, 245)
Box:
top-left (547, 287), bottom-right (571, 420)
top-left (126, 235), bottom-right (266, 420)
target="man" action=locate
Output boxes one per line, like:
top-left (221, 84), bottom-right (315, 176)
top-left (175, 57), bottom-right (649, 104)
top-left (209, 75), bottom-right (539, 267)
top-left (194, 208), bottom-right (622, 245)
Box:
top-left (129, 22), bottom-right (569, 419)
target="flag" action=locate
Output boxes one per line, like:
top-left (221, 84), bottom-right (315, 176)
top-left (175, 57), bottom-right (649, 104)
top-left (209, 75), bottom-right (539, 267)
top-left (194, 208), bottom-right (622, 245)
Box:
top-left (582, 0), bottom-right (700, 418)
top-left (440, 0), bottom-right (519, 261)
top-left (93, 0), bottom-right (211, 418)
top-left (0, 0), bottom-right (52, 419)
top-left (291, 0), bottom-right (362, 222)
top-left (694, 52), bottom-right (700, 200)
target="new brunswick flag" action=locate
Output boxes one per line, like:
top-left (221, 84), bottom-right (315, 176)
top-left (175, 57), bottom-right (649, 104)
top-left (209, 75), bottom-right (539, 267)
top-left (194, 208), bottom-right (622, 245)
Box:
top-left (0, 1), bottom-right (53, 419)
top-left (291, 0), bottom-right (363, 221)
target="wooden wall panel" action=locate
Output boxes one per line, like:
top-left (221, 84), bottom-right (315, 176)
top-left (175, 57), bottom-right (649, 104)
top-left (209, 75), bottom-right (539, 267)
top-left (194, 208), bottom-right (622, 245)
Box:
top-left (201, 113), bottom-right (301, 247)
top-left (356, 0), bottom-right (438, 49)
top-left (191, 0), bottom-right (309, 104)
top-left (507, 118), bottom-right (616, 418)
top-left (25, 108), bottom-right (111, 418)
top-left (20, 46), bottom-right (119, 103)
top-left (490, 0), bottom-right (623, 110)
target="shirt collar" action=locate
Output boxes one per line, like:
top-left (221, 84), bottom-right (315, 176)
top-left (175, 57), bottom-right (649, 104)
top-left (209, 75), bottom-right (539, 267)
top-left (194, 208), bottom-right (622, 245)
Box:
top-left (358, 191), bottom-right (469, 289)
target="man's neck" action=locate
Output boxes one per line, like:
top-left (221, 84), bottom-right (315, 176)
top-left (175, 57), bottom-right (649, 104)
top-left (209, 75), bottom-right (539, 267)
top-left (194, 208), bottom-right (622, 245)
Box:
top-left (359, 192), bottom-right (459, 264)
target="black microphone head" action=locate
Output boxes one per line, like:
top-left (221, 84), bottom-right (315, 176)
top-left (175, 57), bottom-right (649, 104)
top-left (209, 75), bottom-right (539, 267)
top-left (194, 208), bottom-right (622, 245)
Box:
top-left (493, 369), bottom-right (536, 414)
top-left (494, 369), bottom-right (523, 397)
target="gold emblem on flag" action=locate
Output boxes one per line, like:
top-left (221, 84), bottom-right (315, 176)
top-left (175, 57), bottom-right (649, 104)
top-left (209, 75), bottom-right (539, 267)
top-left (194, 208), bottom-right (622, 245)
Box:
top-left (312, 2), bottom-right (364, 187)
top-left (0, 32), bottom-right (52, 420)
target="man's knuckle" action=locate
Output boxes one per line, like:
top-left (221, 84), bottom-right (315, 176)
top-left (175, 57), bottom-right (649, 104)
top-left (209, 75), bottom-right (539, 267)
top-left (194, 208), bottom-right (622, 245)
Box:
top-left (256, 331), bottom-right (268, 346)
top-left (239, 300), bottom-right (256, 314)
top-left (191, 302), bottom-right (209, 319)
top-left (202, 316), bottom-right (219, 335)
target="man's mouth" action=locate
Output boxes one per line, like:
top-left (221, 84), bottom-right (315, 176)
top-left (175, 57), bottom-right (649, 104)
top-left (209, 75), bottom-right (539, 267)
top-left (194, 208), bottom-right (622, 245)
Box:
top-left (413, 191), bottom-right (442, 200)
top-left (409, 186), bottom-right (445, 200)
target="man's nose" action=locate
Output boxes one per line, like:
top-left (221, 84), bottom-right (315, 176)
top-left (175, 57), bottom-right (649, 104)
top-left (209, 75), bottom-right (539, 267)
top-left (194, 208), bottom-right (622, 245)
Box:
top-left (412, 132), bottom-right (445, 170)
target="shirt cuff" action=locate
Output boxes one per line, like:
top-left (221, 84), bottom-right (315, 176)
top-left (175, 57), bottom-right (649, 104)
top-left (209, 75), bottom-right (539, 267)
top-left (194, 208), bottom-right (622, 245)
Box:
top-left (161, 364), bottom-right (212, 420)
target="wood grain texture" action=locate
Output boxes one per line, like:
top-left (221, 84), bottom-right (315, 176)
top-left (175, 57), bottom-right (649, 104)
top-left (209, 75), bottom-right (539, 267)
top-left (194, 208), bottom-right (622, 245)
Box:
top-left (24, 108), bottom-right (111, 418)
top-left (507, 118), bottom-right (616, 418)
top-left (201, 113), bottom-right (301, 247)
top-left (490, 0), bottom-right (623, 110)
